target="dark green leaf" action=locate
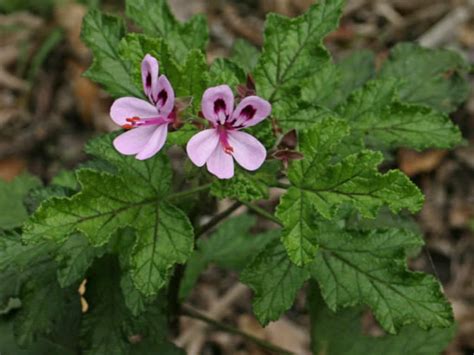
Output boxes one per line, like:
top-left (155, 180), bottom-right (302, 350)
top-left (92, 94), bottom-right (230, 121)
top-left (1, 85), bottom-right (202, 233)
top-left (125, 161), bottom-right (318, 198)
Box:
top-left (379, 43), bottom-right (469, 113)
top-left (125, 0), bottom-right (208, 60)
top-left (308, 281), bottom-right (455, 355)
top-left (0, 174), bottom-right (41, 229)
top-left (241, 239), bottom-right (309, 325)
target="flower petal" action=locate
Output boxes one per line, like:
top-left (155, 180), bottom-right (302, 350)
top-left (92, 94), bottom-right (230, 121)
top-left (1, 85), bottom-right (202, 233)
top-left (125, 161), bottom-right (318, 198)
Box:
top-left (141, 54), bottom-right (160, 103)
top-left (186, 129), bottom-right (220, 167)
top-left (155, 75), bottom-right (175, 116)
top-left (136, 124), bottom-right (169, 160)
top-left (231, 96), bottom-right (271, 128)
top-left (110, 97), bottom-right (157, 126)
top-left (228, 130), bottom-right (266, 171)
top-left (201, 85), bottom-right (234, 125)
top-left (206, 145), bottom-right (234, 179)
top-left (113, 126), bottom-right (156, 155)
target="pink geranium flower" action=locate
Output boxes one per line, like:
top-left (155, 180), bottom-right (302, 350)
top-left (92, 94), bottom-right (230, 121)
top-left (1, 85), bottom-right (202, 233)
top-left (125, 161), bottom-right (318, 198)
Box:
top-left (109, 54), bottom-right (175, 160)
top-left (186, 85), bottom-right (271, 179)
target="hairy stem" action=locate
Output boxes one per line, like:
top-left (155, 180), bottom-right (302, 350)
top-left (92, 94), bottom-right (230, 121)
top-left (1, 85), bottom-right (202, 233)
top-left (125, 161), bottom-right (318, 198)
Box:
top-left (181, 305), bottom-right (295, 355)
top-left (241, 201), bottom-right (283, 226)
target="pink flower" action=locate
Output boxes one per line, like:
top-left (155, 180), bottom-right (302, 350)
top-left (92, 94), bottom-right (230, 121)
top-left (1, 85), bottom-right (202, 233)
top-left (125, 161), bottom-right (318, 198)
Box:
top-left (109, 54), bottom-right (175, 160)
top-left (186, 85), bottom-right (271, 179)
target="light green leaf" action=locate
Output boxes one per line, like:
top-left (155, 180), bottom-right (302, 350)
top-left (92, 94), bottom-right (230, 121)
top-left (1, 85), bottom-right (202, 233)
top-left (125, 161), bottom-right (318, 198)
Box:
top-left (231, 39), bottom-right (260, 73)
top-left (254, 0), bottom-right (344, 106)
top-left (125, 0), bottom-right (208, 60)
top-left (308, 227), bottom-right (453, 333)
top-left (340, 79), bottom-right (462, 150)
top-left (85, 133), bottom-right (172, 197)
top-left (180, 215), bottom-right (278, 299)
top-left (241, 239), bottom-right (309, 325)
top-left (308, 282), bottom-right (455, 355)
top-left (379, 43), bottom-right (469, 113)
top-left (0, 174), bottom-right (41, 229)
top-left (276, 119), bottom-right (423, 265)
top-left (81, 10), bottom-right (142, 98)
top-left (24, 134), bottom-right (192, 296)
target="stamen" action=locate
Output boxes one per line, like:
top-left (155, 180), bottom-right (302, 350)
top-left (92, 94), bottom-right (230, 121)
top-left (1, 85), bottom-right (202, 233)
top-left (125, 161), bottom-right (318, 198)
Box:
top-left (122, 116), bottom-right (171, 129)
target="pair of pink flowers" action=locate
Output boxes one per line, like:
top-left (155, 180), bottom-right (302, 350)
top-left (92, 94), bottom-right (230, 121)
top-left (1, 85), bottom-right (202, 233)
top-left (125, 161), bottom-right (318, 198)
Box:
top-left (110, 54), bottom-right (271, 179)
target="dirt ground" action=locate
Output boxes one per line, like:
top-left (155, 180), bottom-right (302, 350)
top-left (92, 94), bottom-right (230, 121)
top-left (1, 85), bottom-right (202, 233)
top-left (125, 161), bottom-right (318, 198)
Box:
top-left (0, 0), bottom-right (473, 354)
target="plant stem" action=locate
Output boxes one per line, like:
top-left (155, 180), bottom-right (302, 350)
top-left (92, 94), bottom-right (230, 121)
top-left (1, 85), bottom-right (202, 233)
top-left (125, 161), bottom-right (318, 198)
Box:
top-left (195, 201), bottom-right (242, 238)
top-left (273, 181), bottom-right (291, 189)
top-left (181, 305), bottom-right (296, 355)
top-left (167, 183), bottom-right (212, 201)
top-left (241, 201), bottom-right (283, 226)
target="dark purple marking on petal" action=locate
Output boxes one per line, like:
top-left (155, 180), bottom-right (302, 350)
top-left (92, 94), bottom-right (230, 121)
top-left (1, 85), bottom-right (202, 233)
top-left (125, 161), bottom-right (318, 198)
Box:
top-left (146, 73), bottom-right (152, 89)
top-left (240, 105), bottom-right (257, 121)
top-left (157, 89), bottom-right (168, 107)
top-left (214, 99), bottom-right (226, 114)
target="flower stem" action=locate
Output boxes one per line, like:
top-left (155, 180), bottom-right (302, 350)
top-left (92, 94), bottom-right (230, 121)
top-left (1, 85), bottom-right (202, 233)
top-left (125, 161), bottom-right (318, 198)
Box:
top-left (167, 183), bottom-right (212, 201)
top-left (273, 181), bottom-right (291, 189)
top-left (195, 201), bottom-right (242, 238)
top-left (241, 201), bottom-right (283, 226)
top-left (181, 305), bottom-right (295, 355)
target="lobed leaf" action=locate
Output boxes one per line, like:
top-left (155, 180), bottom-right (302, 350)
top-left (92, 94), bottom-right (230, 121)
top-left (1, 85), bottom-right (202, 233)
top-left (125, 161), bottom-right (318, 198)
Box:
top-left (309, 227), bottom-right (453, 333)
top-left (308, 282), bottom-right (455, 355)
top-left (81, 10), bottom-right (142, 98)
top-left (240, 239), bottom-right (309, 325)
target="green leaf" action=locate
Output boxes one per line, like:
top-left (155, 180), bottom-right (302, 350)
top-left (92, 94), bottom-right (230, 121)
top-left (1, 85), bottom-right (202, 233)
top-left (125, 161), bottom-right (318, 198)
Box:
top-left (180, 215), bottom-right (278, 299)
top-left (56, 233), bottom-right (104, 288)
top-left (85, 133), bottom-right (172, 196)
top-left (336, 50), bottom-right (375, 103)
top-left (0, 319), bottom-right (76, 355)
top-left (125, 0), bottom-right (208, 60)
top-left (308, 282), bottom-right (455, 355)
top-left (254, 0), bottom-right (344, 106)
top-left (231, 39), bottom-right (260, 73)
top-left (241, 239), bottom-right (309, 325)
top-left (130, 201), bottom-right (193, 296)
top-left (24, 135), bottom-right (192, 296)
top-left (174, 49), bottom-right (208, 112)
top-left (24, 169), bottom-right (193, 296)
top-left (340, 79), bottom-right (462, 150)
top-left (0, 174), bottom-right (41, 229)
top-left (379, 43), bottom-right (469, 113)
top-left (308, 227), bottom-right (453, 333)
top-left (208, 58), bottom-right (246, 89)
top-left (80, 256), bottom-right (132, 354)
top-left (0, 231), bottom-right (57, 309)
top-left (276, 119), bottom-right (423, 265)
top-left (13, 272), bottom-right (79, 347)
top-left (301, 51), bottom-right (374, 110)
top-left (271, 100), bottom-right (334, 131)
top-left (210, 162), bottom-right (278, 202)
top-left (81, 10), bottom-right (142, 98)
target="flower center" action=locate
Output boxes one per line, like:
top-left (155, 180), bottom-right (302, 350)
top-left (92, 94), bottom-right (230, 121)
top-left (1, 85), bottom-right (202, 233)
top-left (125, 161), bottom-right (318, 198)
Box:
top-left (217, 125), bottom-right (233, 154)
top-left (122, 116), bottom-right (171, 130)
